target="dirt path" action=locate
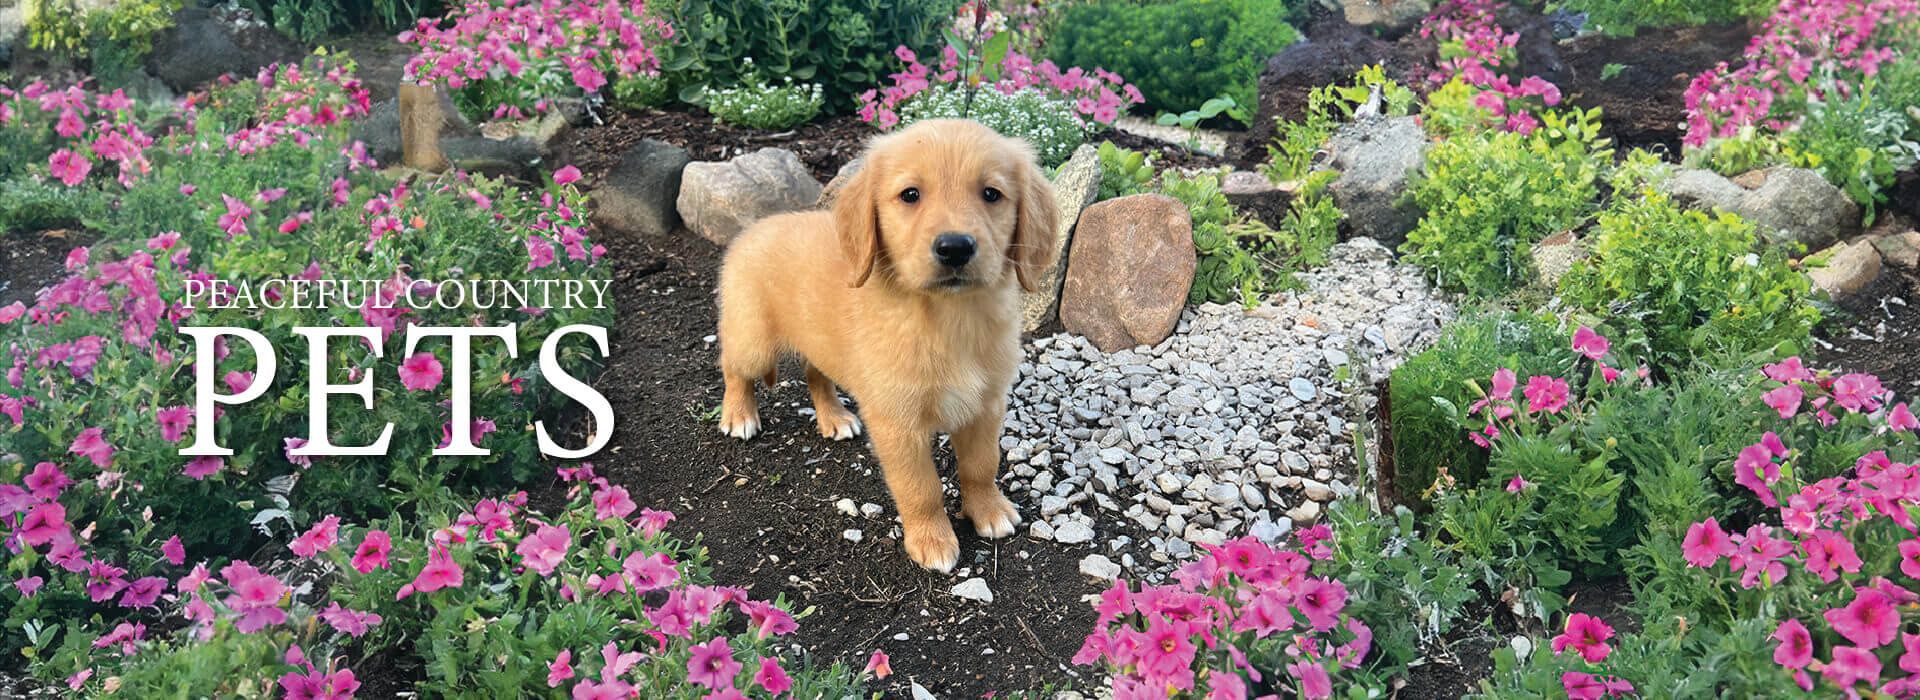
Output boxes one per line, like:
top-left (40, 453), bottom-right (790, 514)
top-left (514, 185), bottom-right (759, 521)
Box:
top-left (570, 227), bottom-right (1108, 696)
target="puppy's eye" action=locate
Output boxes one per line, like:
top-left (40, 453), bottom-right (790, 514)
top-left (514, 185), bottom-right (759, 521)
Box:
top-left (899, 188), bottom-right (921, 204)
top-left (982, 187), bottom-right (1003, 203)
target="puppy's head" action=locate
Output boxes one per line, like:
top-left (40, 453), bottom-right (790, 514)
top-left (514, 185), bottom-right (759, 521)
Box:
top-left (834, 119), bottom-right (1060, 293)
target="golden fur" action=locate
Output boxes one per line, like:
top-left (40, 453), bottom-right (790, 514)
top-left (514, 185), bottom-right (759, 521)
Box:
top-left (714, 119), bottom-right (1060, 571)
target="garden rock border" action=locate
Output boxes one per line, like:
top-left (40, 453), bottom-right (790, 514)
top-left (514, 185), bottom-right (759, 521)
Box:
top-left (1662, 165), bottom-right (1860, 251)
top-left (1324, 115), bottom-right (1427, 247)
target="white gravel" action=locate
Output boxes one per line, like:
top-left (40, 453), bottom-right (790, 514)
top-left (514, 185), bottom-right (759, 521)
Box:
top-left (1001, 239), bottom-right (1454, 579)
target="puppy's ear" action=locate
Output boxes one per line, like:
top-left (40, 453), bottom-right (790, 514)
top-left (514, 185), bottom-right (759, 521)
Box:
top-left (834, 159), bottom-right (880, 288)
top-left (1010, 152), bottom-right (1061, 293)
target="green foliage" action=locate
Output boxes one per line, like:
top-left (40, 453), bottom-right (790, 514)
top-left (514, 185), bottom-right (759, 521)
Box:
top-left (1156, 94), bottom-right (1252, 129)
top-left (1550, 0), bottom-right (1773, 37)
top-left (24, 0), bottom-right (179, 84)
top-left (242, 0), bottom-right (445, 43)
top-left (1472, 617), bottom-right (1791, 698)
top-left (1326, 502), bottom-right (1478, 676)
top-left (896, 85), bottom-right (1089, 166)
top-left (702, 73), bottom-right (826, 129)
top-left (1094, 140), bottom-right (1154, 201)
top-left (611, 73), bottom-right (674, 111)
top-left (1047, 0), bottom-right (1297, 114)
top-left (1419, 77), bottom-right (1498, 138)
top-left (1263, 65), bottom-right (1416, 183)
top-left (1558, 190), bottom-right (1819, 368)
top-left (1163, 168), bottom-right (1336, 307)
top-left (0, 178), bottom-right (109, 232)
top-left (1402, 107), bottom-right (1609, 297)
top-left (1431, 487), bottom-right (1572, 624)
top-left (1387, 311), bottom-right (1571, 505)
top-left (653, 0), bottom-right (957, 110)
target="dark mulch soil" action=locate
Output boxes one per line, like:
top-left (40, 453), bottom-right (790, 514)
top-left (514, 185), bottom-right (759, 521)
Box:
top-left (557, 110), bottom-right (874, 184)
top-left (559, 224), bottom-right (1112, 696)
top-left (1818, 269), bottom-right (1920, 392)
top-left (1553, 23), bottom-right (1755, 157)
top-left (0, 229), bottom-right (92, 309)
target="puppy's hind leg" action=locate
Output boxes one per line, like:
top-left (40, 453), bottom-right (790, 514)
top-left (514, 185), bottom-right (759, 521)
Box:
top-left (955, 396), bottom-right (1020, 538)
top-left (716, 296), bottom-right (776, 440)
top-left (805, 365), bottom-right (862, 440)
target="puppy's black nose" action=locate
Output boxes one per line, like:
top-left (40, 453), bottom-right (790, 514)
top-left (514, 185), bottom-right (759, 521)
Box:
top-left (932, 233), bottom-right (976, 268)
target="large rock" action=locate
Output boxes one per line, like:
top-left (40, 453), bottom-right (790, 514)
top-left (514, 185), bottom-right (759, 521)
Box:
top-left (1807, 240), bottom-right (1883, 300)
top-left (1871, 231), bottom-right (1920, 270)
top-left (817, 157), bottom-right (863, 207)
top-left (1324, 116), bottom-right (1426, 247)
top-left (592, 139), bottom-right (691, 238)
top-left (677, 148), bottom-right (822, 246)
top-left (1662, 166), bottom-right (1859, 251)
top-left (1021, 144), bottom-right (1102, 332)
top-left (354, 91), bottom-right (478, 168)
top-left (1060, 194), bottom-right (1196, 352)
top-left (1341, 0), bottom-right (1434, 35)
top-left (145, 8), bottom-right (303, 92)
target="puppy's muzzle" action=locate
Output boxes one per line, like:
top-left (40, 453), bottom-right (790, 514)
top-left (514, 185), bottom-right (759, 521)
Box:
top-left (932, 233), bottom-right (976, 268)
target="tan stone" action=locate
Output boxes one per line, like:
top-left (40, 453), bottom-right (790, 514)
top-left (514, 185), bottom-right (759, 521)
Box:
top-left (1807, 240), bottom-right (1884, 299)
top-left (1060, 194), bottom-right (1196, 352)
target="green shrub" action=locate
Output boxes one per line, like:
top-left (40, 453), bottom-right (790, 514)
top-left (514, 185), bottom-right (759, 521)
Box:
top-left (1046, 0), bottom-right (1297, 114)
top-left (1558, 190), bottom-right (1818, 368)
top-left (611, 73), bottom-right (674, 111)
top-left (1401, 108), bottom-right (1609, 297)
top-left (1161, 167), bottom-right (1334, 307)
top-left (896, 85), bottom-right (1089, 166)
top-left (1326, 502), bottom-right (1477, 677)
top-left (24, 0), bottom-right (179, 85)
top-left (1550, 0), bottom-right (1773, 37)
top-left (654, 0), bottom-right (957, 110)
top-left (703, 73), bottom-right (825, 130)
top-left (241, 0), bottom-right (445, 43)
top-left (1387, 310), bottom-right (1571, 505)
top-left (0, 178), bottom-right (109, 232)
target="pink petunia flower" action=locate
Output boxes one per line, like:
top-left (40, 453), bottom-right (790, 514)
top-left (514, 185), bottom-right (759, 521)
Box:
top-left (1571, 326), bottom-right (1610, 360)
top-left (352, 530), bottom-right (392, 573)
top-left (1551, 613), bottom-right (1614, 663)
top-left (398, 352), bottom-right (444, 391)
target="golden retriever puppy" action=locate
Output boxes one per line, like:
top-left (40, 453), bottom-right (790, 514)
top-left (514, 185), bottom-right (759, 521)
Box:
top-left (714, 119), bottom-right (1060, 572)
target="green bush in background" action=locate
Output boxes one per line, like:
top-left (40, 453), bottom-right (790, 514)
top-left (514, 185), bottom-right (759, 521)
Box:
top-left (241, 0), bottom-right (446, 43)
top-left (1549, 0), bottom-right (1773, 37)
top-left (1046, 0), bottom-right (1296, 115)
top-left (650, 0), bottom-right (957, 111)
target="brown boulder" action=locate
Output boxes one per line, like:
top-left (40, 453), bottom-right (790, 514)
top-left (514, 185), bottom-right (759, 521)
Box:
top-left (677, 148), bottom-right (822, 246)
top-left (1060, 194), bottom-right (1196, 352)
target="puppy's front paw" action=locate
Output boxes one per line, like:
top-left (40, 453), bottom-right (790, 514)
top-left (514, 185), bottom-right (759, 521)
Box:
top-left (902, 518), bottom-right (960, 573)
top-left (962, 490), bottom-right (1021, 539)
top-left (816, 409), bottom-right (863, 441)
top-left (718, 403), bottom-right (761, 440)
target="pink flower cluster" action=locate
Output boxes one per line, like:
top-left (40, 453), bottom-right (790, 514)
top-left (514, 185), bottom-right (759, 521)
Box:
top-left (401, 0), bottom-right (672, 119)
top-left (1073, 527), bottom-right (1369, 699)
top-left (1680, 359), bottom-right (1920, 695)
top-left (1681, 0), bottom-right (1919, 146)
top-left (1418, 0), bottom-right (1564, 134)
top-left (1466, 327), bottom-right (1644, 448)
top-left (1, 82), bottom-right (155, 187)
top-left (857, 44), bottom-right (1142, 131)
